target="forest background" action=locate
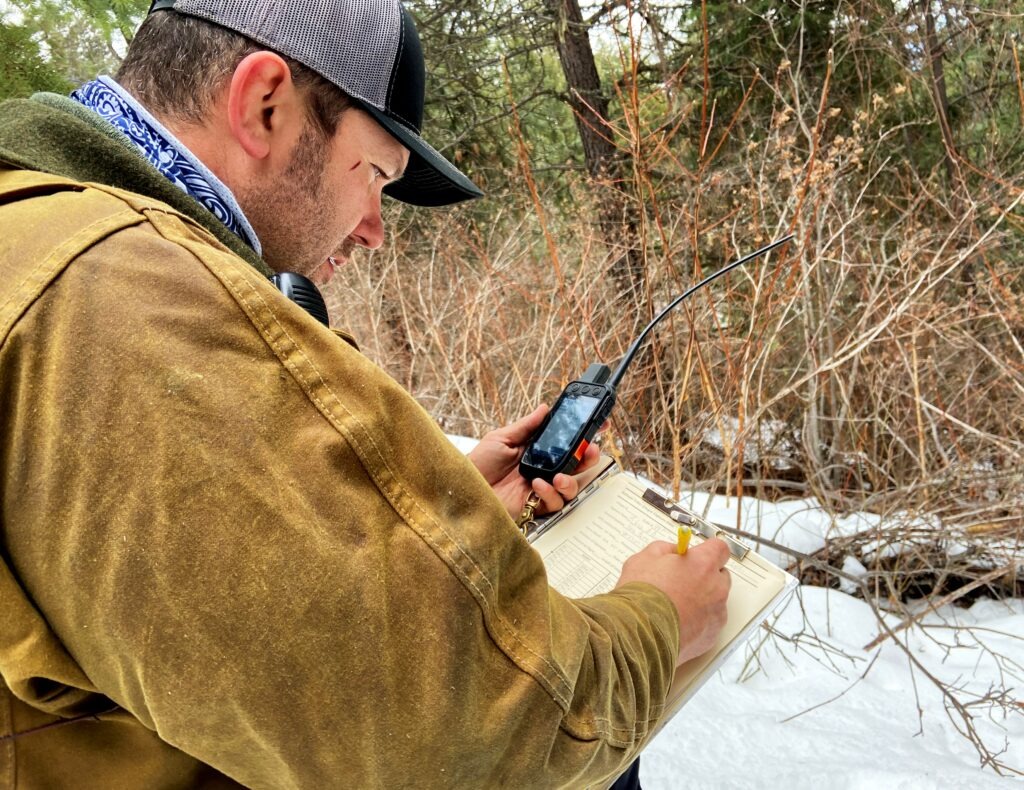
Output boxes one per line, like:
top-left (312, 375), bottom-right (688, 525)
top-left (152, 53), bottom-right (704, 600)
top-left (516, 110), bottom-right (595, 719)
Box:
top-left (2, 0), bottom-right (1022, 774)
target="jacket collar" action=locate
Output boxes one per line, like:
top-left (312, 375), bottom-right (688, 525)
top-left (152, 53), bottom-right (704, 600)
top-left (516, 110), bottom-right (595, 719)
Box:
top-left (71, 77), bottom-right (262, 256)
top-left (0, 92), bottom-right (273, 278)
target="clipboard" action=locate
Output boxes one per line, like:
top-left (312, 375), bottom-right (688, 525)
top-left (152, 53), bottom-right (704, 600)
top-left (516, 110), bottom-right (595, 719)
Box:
top-left (527, 458), bottom-right (798, 719)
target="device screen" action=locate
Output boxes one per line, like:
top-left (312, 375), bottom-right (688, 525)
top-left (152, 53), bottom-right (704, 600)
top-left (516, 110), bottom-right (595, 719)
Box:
top-left (524, 392), bottom-right (601, 470)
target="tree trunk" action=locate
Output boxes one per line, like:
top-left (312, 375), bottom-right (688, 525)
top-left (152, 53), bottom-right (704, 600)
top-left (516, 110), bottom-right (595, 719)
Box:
top-left (919, 0), bottom-right (974, 289)
top-left (547, 0), bottom-right (646, 302)
top-left (920, 0), bottom-right (961, 191)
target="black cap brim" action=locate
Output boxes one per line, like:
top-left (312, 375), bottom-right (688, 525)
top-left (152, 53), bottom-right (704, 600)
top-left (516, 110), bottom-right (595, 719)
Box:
top-left (361, 102), bottom-right (483, 207)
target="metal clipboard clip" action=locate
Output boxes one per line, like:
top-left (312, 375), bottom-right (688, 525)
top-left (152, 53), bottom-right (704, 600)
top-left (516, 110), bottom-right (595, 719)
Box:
top-left (640, 489), bottom-right (749, 560)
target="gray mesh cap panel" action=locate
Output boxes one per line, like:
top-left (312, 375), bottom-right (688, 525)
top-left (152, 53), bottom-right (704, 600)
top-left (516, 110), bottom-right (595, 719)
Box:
top-left (172, 0), bottom-right (401, 110)
top-left (151, 0), bottom-right (483, 204)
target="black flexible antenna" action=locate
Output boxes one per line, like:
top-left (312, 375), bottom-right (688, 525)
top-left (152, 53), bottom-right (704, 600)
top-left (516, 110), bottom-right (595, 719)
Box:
top-left (607, 234), bottom-right (794, 390)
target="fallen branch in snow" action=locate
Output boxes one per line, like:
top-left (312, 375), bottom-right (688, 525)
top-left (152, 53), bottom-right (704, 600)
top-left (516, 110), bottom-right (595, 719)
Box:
top-left (711, 522), bottom-right (1023, 776)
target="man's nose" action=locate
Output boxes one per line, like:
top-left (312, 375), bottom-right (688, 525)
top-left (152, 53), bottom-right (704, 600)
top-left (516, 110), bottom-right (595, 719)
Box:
top-left (352, 197), bottom-right (385, 250)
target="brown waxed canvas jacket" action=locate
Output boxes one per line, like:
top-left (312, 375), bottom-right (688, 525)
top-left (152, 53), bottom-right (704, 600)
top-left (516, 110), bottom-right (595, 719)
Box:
top-left (0, 95), bottom-right (680, 789)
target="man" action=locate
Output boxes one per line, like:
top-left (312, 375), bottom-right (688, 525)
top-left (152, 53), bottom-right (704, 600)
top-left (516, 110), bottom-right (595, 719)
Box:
top-left (0, 1), bottom-right (731, 787)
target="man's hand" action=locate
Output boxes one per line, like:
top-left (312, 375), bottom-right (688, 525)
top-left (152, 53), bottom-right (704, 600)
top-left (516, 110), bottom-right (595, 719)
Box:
top-left (616, 538), bottom-right (732, 666)
top-left (467, 404), bottom-right (602, 519)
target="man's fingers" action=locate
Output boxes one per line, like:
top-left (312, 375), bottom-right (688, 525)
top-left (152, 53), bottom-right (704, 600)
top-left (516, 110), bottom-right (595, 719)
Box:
top-left (530, 478), bottom-right (564, 514)
top-left (575, 441), bottom-right (602, 472)
top-left (550, 472), bottom-right (578, 501)
top-left (693, 537), bottom-right (732, 568)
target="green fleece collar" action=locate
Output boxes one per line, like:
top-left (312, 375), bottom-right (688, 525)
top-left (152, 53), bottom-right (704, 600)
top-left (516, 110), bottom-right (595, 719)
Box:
top-left (0, 93), bottom-right (272, 278)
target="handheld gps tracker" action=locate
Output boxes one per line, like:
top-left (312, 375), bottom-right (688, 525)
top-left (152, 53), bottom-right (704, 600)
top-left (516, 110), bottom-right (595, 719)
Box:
top-left (518, 235), bottom-right (794, 484)
top-left (519, 364), bottom-right (615, 483)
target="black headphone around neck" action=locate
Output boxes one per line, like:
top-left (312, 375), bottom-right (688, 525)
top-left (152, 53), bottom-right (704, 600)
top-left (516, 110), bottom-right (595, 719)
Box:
top-left (272, 273), bottom-right (330, 328)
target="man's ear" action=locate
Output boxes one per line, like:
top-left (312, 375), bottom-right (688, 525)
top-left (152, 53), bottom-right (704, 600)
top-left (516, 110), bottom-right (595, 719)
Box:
top-left (226, 51), bottom-right (302, 160)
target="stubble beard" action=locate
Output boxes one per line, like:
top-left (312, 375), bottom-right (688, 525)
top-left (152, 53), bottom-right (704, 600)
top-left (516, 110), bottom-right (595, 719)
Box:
top-left (240, 122), bottom-right (338, 279)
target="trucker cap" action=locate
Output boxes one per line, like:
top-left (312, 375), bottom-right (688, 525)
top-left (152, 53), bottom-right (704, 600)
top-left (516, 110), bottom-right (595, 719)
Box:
top-left (148, 0), bottom-right (483, 206)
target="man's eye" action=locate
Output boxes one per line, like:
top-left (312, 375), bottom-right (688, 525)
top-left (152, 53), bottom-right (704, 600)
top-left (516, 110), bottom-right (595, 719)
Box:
top-left (372, 164), bottom-right (386, 180)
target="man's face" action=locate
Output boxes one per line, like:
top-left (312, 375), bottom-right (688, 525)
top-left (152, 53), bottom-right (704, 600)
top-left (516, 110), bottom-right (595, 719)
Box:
top-left (240, 108), bottom-right (410, 284)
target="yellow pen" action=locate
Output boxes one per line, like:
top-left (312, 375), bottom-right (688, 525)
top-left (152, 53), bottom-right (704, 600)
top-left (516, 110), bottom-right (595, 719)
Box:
top-left (677, 525), bottom-right (692, 555)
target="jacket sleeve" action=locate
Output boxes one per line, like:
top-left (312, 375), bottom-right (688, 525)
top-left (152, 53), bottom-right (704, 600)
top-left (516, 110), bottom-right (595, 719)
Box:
top-left (1, 205), bottom-right (679, 789)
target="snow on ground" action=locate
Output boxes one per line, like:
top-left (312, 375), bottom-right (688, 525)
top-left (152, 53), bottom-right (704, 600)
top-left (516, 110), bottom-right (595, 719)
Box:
top-left (447, 437), bottom-right (1024, 785)
top-left (643, 586), bottom-right (1023, 788)
top-left (647, 487), bottom-right (1023, 787)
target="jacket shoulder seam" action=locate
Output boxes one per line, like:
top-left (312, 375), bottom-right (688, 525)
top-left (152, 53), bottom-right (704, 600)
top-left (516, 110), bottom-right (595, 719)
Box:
top-left (216, 270), bottom-right (666, 745)
top-left (203, 260), bottom-right (584, 708)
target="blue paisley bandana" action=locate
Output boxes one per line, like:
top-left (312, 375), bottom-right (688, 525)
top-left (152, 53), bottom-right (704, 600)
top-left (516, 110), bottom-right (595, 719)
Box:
top-left (71, 76), bottom-right (262, 255)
